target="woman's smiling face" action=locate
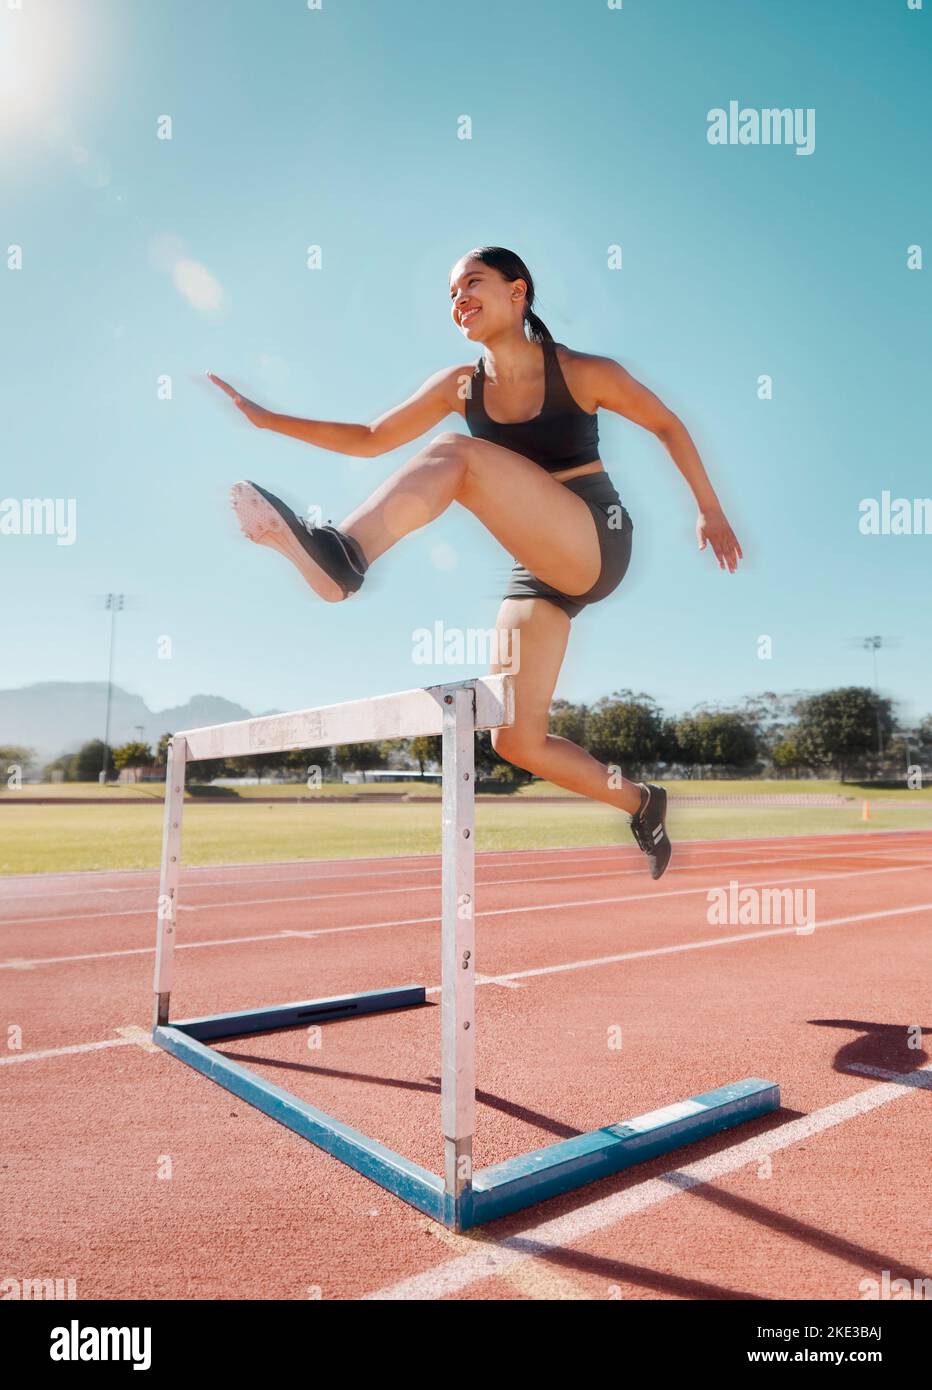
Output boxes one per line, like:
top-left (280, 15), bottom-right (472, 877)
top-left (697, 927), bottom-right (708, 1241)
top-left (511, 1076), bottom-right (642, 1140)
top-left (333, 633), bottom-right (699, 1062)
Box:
top-left (449, 256), bottom-right (526, 340)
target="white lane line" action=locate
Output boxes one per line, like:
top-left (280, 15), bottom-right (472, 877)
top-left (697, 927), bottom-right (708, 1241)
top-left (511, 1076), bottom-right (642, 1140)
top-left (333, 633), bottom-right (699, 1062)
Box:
top-left (3, 846), bottom-right (929, 933)
top-left (363, 1062), bottom-right (932, 1300)
top-left (0, 1036), bottom-right (140, 1065)
top-left (0, 928), bottom-right (324, 970)
top-left (847, 1064), bottom-right (932, 1090)
top-left (2, 860), bottom-right (929, 969)
top-left (424, 900), bottom-right (932, 993)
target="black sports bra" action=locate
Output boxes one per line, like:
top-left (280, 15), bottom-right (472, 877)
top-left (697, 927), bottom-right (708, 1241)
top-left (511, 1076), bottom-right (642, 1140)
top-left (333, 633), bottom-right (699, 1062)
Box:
top-left (464, 339), bottom-right (600, 474)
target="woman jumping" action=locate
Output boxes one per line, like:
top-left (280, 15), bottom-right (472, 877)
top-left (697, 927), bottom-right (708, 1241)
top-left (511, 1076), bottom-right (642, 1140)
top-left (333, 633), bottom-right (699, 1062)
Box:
top-left (209, 246), bottom-right (742, 879)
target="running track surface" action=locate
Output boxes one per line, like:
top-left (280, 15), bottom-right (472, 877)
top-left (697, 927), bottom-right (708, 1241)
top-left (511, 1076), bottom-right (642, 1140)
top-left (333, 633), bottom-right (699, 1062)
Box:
top-left (1, 829), bottom-right (930, 1302)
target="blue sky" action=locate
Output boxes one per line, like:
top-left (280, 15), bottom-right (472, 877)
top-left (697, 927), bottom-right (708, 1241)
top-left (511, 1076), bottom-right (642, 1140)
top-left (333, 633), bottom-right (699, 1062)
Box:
top-left (2, 0), bottom-right (930, 727)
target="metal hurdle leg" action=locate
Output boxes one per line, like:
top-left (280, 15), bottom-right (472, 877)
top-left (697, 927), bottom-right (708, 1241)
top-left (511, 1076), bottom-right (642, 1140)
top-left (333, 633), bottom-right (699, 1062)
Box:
top-left (440, 685), bottom-right (476, 1230)
top-left (152, 735), bottom-right (186, 1029)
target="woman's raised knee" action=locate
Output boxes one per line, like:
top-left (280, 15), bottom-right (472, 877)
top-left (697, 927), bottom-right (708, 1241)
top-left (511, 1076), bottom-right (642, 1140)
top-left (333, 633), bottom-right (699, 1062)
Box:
top-left (425, 431), bottom-right (473, 460)
top-left (413, 432), bottom-right (473, 494)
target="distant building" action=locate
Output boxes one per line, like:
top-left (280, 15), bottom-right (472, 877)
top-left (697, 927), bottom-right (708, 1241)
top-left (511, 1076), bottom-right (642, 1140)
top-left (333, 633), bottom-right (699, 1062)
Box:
top-left (118, 764), bottom-right (166, 784)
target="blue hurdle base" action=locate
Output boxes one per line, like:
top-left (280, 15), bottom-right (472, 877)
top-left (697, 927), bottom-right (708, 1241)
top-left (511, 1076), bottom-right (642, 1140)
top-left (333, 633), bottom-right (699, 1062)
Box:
top-left (153, 989), bottom-right (780, 1232)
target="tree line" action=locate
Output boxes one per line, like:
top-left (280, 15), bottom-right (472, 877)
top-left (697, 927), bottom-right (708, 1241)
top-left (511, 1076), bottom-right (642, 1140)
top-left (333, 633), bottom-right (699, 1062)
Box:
top-left (2, 686), bottom-right (931, 787)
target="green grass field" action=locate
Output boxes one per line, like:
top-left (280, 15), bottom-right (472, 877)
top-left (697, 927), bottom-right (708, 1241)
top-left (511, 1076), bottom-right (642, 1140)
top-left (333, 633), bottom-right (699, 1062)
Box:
top-left (2, 792), bottom-right (931, 876)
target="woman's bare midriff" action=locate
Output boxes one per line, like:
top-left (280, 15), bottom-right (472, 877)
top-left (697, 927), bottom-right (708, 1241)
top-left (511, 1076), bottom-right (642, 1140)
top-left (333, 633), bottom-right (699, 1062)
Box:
top-left (551, 459), bottom-right (605, 483)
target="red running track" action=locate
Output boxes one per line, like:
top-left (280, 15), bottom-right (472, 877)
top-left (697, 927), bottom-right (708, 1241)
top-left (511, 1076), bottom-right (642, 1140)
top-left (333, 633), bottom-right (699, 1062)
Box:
top-left (1, 828), bottom-right (930, 1301)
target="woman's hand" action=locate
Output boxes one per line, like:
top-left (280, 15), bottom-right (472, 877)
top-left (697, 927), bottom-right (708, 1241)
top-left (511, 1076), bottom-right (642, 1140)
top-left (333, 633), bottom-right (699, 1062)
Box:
top-left (207, 373), bottom-right (273, 430)
top-left (697, 506), bottom-right (742, 573)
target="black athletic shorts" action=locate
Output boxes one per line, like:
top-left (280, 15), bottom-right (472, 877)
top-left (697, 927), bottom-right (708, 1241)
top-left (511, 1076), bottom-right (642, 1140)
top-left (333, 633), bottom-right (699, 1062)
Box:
top-left (501, 471), bottom-right (634, 619)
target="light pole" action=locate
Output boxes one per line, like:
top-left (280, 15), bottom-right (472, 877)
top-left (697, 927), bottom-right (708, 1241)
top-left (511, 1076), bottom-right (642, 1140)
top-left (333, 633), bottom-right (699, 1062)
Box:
top-left (101, 593), bottom-right (124, 783)
top-left (862, 635), bottom-right (884, 759)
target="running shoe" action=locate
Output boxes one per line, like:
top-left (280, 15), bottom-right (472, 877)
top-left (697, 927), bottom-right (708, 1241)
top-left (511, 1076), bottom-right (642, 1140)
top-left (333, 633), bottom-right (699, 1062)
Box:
top-left (630, 782), bottom-right (671, 880)
top-left (230, 480), bottom-right (368, 600)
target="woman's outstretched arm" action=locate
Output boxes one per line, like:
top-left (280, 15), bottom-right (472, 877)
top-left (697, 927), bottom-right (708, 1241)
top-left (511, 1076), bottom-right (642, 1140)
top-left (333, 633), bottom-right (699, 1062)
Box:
top-left (586, 356), bottom-right (743, 573)
top-left (207, 364), bottom-right (466, 459)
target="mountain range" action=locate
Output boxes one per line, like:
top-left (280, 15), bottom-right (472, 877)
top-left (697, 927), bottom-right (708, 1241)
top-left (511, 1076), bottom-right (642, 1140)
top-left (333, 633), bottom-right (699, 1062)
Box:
top-left (0, 683), bottom-right (273, 768)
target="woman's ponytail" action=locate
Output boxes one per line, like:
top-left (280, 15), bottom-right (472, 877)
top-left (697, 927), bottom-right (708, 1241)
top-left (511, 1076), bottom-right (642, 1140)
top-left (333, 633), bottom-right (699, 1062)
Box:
top-left (524, 307), bottom-right (553, 343)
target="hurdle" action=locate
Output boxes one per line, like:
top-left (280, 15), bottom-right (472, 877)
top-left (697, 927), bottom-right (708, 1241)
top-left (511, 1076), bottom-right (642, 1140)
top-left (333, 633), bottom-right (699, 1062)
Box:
top-left (152, 674), bottom-right (780, 1231)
